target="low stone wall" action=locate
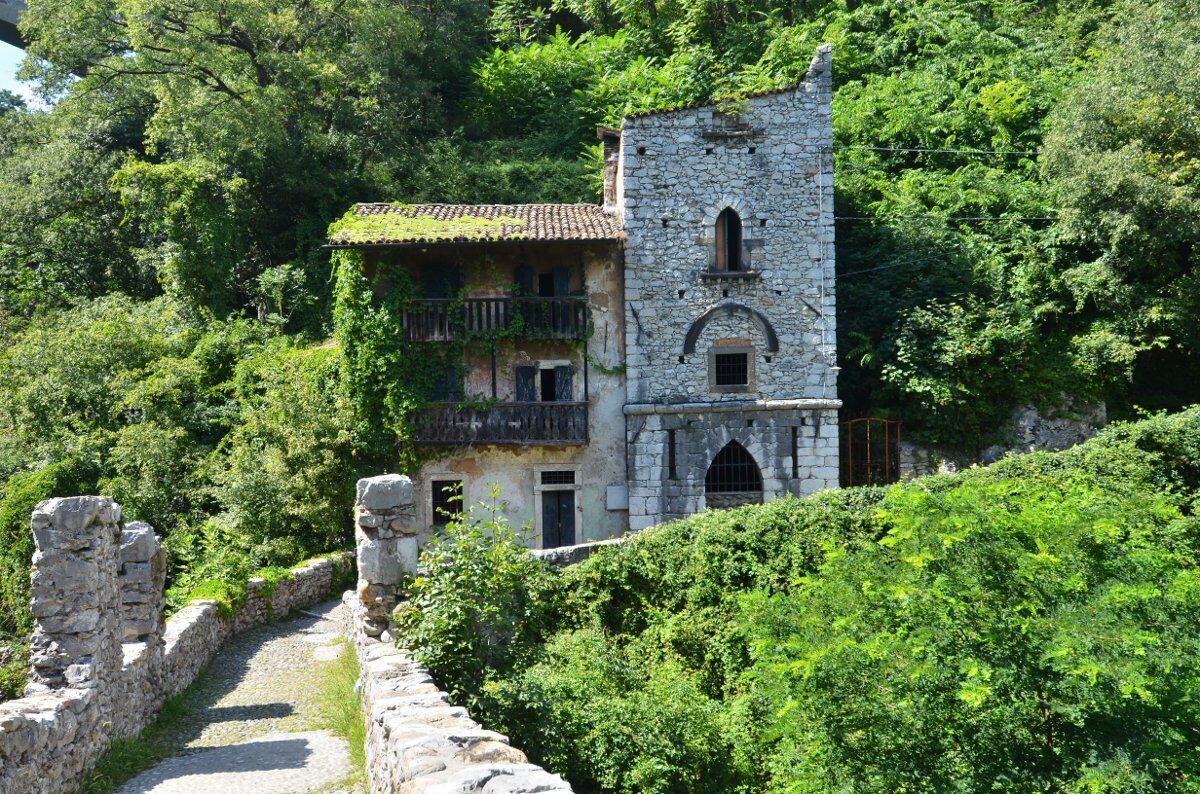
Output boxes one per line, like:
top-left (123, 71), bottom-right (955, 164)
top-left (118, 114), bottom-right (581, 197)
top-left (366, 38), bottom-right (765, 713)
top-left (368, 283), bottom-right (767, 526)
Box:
top-left (348, 474), bottom-right (572, 793)
top-left (0, 495), bottom-right (353, 794)
top-left (344, 593), bottom-right (572, 794)
top-left (530, 536), bottom-right (628, 568)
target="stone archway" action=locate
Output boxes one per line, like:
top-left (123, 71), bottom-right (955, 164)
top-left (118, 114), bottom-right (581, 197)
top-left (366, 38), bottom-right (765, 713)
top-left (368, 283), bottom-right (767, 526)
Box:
top-left (704, 440), bottom-right (764, 509)
top-left (682, 302), bottom-right (780, 355)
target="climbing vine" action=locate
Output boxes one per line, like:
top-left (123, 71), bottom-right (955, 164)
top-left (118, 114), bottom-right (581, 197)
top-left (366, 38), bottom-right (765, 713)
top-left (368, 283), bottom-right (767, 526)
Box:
top-left (331, 246), bottom-right (464, 468)
top-left (331, 211), bottom-right (619, 457)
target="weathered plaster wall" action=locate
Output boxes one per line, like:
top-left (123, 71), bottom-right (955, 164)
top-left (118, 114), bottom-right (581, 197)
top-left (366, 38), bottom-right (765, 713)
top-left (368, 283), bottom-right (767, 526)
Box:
top-left (618, 46), bottom-right (840, 529)
top-left (0, 495), bottom-right (351, 794)
top-left (412, 243), bottom-right (629, 547)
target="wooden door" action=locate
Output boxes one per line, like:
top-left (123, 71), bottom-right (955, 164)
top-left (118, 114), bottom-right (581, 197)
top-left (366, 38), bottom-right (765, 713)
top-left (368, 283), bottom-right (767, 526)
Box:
top-left (540, 490), bottom-right (575, 548)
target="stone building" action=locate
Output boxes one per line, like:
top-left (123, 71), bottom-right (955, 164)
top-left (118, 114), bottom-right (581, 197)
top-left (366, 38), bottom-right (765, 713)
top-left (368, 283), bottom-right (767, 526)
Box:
top-left (326, 45), bottom-right (839, 547)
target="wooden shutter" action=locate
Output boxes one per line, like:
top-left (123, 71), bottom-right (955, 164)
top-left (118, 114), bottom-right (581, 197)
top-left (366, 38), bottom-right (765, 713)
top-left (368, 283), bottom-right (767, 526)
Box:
top-left (554, 365), bottom-right (574, 401)
top-left (714, 215), bottom-right (727, 271)
top-left (515, 366), bottom-right (537, 402)
top-left (514, 265), bottom-right (534, 295)
top-left (728, 212), bottom-right (743, 271)
top-left (553, 266), bottom-right (570, 296)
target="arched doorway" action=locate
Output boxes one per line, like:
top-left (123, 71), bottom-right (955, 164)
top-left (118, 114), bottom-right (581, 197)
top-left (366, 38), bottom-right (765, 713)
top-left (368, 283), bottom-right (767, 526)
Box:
top-left (705, 441), bottom-right (763, 509)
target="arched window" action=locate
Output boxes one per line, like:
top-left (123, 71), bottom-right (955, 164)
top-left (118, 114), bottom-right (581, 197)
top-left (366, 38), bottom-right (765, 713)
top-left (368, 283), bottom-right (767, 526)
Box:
top-left (714, 208), bottom-right (743, 271)
top-left (705, 441), bottom-right (763, 508)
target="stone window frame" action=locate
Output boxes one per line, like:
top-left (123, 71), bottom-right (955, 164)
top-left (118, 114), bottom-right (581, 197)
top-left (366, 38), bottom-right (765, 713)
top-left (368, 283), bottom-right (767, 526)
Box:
top-left (701, 197), bottom-right (763, 279)
top-left (532, 464), bottom-right (583, 548)
top-left (708, 343), bottom-right (757, 394)
top-left (424, 474), bottom-right (466, 528)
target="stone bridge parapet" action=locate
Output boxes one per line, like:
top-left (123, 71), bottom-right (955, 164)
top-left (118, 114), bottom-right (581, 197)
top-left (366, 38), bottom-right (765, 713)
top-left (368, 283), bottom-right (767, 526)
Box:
top-left (0, 496), bottom-right (351, 794)
top-left (348, 474), bottom-right (574, 793)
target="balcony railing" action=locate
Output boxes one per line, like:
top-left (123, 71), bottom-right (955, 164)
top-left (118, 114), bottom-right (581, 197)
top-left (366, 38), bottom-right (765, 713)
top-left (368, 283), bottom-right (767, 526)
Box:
top-left (412, 402), bottom-right (589, 446)
top-left (402, 297), bottom-right (589, 342)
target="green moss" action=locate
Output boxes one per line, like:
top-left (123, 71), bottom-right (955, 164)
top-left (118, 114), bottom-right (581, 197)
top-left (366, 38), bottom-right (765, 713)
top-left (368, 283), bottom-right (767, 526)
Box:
top-left (328, 205), bottom-right (527, 244)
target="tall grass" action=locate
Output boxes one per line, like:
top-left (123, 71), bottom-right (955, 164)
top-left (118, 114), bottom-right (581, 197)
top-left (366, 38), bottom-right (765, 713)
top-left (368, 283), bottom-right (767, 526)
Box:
top-left (313, 639), bottom-right (366, 786)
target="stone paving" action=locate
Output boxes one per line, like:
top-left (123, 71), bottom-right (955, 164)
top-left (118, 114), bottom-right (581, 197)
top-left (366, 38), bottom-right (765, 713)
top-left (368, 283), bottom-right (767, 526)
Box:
top-left (119, 600), bottom-right (360, 794)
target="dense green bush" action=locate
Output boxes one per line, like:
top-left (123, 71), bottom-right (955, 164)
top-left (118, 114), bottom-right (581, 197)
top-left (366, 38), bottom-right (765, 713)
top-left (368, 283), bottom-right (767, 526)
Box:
top-left (0, 297), bottom-right (375, 671)
top-left (395, 486), bottom-right (560, 709)
top-left (400, 408), bottom-right (1200, 792)
top-left (748, 469), bottom-right (1200, 790)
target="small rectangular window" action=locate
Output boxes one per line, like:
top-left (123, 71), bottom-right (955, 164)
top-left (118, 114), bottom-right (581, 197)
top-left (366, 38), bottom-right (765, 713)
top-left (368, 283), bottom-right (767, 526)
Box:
top-left (431, 480), bottom-right (463, 525)
top-left (714, 353), bottom-right (749, 386)
top-left (541, 470), bottom-right (576, 485)
top-left (791, 426), bottom-right (800, 479)
top-left (668, 429), bottom-right (678, 479)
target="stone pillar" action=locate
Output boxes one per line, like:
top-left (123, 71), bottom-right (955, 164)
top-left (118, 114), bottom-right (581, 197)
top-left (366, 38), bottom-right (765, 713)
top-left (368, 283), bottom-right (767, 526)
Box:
top-left (119, 522), bottom-right (166, 643)
top-left (354, 474), bottom-right (418, 640)
top-left (26, 497), bottom-right (123, 700)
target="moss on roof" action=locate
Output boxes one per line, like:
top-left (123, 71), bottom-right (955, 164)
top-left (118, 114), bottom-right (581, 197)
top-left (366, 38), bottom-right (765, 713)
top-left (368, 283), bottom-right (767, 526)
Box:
top-left (325, 203), bottom-right (623, 247)
top-left (329, 204), bottom-right (528, 245)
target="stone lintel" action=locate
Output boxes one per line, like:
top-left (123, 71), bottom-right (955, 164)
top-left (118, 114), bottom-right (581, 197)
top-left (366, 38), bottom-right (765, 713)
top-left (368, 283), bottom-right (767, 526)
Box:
top-left (623, 398), bottom-right (841, 416)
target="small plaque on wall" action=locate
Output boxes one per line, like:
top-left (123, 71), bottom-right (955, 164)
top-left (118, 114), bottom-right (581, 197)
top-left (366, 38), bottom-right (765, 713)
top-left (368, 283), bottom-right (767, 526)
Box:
top-left (606, 485), bottom-right (629, 511)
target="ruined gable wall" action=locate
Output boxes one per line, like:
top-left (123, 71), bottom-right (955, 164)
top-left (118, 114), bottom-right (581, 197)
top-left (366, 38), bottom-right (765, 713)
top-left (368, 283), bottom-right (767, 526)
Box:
top-left (618, 46), bottom-right (841, 530)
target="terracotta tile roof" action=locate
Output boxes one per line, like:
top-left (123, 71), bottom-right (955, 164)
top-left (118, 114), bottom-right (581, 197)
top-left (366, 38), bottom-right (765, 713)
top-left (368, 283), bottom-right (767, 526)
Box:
top-left (327, 203), bottom-right (623, 247)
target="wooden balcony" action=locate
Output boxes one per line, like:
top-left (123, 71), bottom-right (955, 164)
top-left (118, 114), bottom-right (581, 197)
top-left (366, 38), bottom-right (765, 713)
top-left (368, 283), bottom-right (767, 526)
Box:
top-left (401, 297), bottom-right (589, 342)
top-left (412, 402), bottom-right (589, 446)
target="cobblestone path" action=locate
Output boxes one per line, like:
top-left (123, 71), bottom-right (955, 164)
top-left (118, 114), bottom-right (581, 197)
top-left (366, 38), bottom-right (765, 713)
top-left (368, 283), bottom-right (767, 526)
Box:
top-left (119, 599), bottom-right (360, 794)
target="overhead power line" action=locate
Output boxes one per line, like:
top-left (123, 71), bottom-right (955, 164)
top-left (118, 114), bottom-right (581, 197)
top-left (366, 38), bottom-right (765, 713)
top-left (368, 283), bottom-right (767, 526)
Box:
top-left (834, 215), bottom-right (1059, 222)
top-left (838, 145), bottom-right (1039, 157)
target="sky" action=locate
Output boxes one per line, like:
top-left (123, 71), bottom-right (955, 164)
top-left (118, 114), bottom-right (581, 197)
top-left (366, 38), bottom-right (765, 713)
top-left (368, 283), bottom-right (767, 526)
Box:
top-left (0, 40), bottom-right (39, 106)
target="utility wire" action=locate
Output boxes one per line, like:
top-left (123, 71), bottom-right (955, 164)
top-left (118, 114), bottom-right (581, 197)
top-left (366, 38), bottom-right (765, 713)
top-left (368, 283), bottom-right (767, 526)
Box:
top-left (838, 145), bottom-right (1039, 157)
top-left (835, 262), bottom-right (916, 280)
top-left (782, 143), bottom-right (1041, 156)
top-left (835, 215), bottom-right (1059, 221)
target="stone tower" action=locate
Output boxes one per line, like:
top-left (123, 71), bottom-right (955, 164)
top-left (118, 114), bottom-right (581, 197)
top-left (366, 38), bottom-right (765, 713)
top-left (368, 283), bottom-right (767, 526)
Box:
top-left (616, 45), bottom-right (840, 530)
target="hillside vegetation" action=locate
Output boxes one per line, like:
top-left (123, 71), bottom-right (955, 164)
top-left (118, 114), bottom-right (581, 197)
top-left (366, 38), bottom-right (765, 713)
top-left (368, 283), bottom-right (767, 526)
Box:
top-left (1, 0), bottom-right (1198, 704)
top-left (398, 408), bottom-right (1200, 792)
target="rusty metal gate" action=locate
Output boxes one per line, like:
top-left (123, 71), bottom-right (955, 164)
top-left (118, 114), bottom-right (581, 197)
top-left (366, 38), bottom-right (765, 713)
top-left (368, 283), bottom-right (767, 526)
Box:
top-left (840, 417), bottom-right (901, 487)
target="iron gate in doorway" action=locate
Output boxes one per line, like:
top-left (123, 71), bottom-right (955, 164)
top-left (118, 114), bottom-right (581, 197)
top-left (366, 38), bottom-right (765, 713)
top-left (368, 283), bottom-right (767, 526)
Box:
top-left (840, 417), bottom-right (901, 487)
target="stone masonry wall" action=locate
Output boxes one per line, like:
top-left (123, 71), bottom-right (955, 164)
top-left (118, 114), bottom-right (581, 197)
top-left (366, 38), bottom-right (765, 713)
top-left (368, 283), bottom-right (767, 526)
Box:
top-left (626, 402), bottom-right (840, 528)
top-left (618, 45), bottom-right (837, 407)
top-left (0, 495), bottom-right (351, 794)
top-left (617, 46), bottom-right (840, 529)
top-left (347, 474), bottom-right (573, 793)
top-left (354, 474), bottom-right (419, 642)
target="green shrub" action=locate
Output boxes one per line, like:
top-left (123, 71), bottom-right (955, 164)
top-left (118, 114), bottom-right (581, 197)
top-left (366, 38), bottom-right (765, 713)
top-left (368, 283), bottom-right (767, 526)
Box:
top-left (394, 486), bottom-right (560, 710)
top-left (402, 408), bottom-right (1200, 793)
top-left (488, 628), bottom-right (740, 794)
top-left (746, 469), bottom-right (1200, 791)
top-left (0, 653), bottom-right (25, 700)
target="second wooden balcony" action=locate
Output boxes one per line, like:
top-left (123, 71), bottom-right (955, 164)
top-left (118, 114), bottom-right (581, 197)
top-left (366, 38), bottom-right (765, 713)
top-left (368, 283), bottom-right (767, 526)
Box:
top-left (402, 297), bottom-right (589, 342)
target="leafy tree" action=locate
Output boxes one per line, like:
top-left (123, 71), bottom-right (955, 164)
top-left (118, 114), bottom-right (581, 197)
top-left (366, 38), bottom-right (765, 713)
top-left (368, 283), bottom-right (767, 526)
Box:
top-left (1043, 0), bottom-right (1200, 411)
top-left (747, 469), bottom-right (1200, 791)
top-left (17, 0), bottom-right (452, 319)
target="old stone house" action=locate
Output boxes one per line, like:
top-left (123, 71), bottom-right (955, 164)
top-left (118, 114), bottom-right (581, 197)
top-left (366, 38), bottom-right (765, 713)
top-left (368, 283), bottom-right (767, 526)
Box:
top-left (326, 45), bottom-right (839, 548)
